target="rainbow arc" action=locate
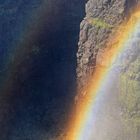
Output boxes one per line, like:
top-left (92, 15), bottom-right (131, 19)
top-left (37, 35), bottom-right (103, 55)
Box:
top-left (67, 7), bottom-right (140, 140)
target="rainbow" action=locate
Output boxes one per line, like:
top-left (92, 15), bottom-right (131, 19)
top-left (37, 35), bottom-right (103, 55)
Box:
top-left (67, 8), bottom-right (140, 140)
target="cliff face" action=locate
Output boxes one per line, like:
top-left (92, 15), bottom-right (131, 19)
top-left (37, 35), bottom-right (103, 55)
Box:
top-left (77, 0), bottom-right (140, 139)
top-left (77, 0), bottom-right (139, 92)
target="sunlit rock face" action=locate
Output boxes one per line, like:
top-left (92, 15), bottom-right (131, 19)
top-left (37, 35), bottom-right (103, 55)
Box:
top-left (77, 0), bottom-right (139, 92)
top-left (77, 0), bottom-right (140, 139)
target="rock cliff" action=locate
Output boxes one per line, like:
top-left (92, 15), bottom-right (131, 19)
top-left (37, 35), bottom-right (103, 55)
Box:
top-left (77, 0), bottom-right (140, 139)
top-left (77, 0), bottom-right (139, 93)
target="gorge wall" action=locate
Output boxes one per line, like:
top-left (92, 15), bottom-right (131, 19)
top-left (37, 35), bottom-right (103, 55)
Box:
top-left (77, 0), bottom-right (139, 93)
top-left (76, 0), bottom-right (140, 139)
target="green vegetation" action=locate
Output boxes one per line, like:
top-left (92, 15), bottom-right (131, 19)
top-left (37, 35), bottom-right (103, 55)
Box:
top-left (88, 18), bottom-right (113, 29)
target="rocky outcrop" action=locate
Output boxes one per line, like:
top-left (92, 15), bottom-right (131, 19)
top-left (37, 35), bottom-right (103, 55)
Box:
top-left (77, 0), bottom-right (140, 139)
top-left (77, 0), bottom-right (139, 93)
